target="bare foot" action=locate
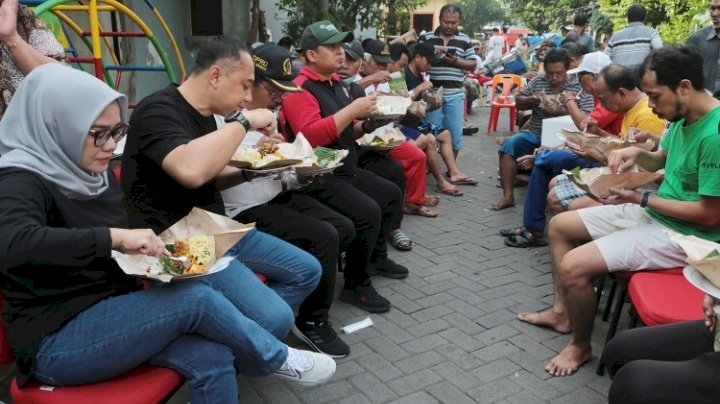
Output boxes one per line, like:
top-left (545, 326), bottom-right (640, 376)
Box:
top-left (545, 343), bottom-right (592, 377)
top-left (423, 195), bottom-right (440, 207)
top-left (491, 198), bottom-right (515, 211)
top-left (516, 310), bottom-right (571, 334)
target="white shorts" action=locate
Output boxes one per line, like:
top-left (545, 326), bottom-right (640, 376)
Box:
top-left (578, 204), bottom-right (688, 272)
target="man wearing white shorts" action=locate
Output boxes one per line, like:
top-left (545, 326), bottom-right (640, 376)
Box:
top-left (517, 46), bottom-right (720, 377)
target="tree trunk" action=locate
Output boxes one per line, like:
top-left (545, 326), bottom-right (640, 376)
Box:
top-left (248, 0), bottom-right (260, 43)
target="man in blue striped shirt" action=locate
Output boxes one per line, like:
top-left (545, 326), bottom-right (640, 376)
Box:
top-left (419, 4), bottom-right (478, 166)
top-left (493, 48), bottom-right (594, 210)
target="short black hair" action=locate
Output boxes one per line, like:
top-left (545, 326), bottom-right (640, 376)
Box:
top-left (573, 14), bottom-right (589, 26)
top-left (191, 37), bottom-right (249, 75)
top-left (560, 42), bottom-right (583, 59)
top-left (627, 4), bottom-right (647, 23)
top-left (439, 4), bottom-right (462, 19)
top-left (492, 27), bottom-right (499, 33)
top-left (389, 43), bottom-right (410, 62)
top-left (639, 46), bottom-right (705, 91)
top-left (543, 48), bottom-right (571, 69)
top-left (278, 36), bottom-right (294, 48)
top-left (541, 40), bottom-right (558, 49)
top-left (599, 64), bottom-right (639, 93)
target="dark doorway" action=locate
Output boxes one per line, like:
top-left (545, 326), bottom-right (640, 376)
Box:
top-left (412, 13), bottom-right (434, 36)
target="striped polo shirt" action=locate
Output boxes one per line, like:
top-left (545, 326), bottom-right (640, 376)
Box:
top-left (604, 22), bottom-right (663, 70)
top-left (523, 72), bottom-right (594, 136)
top-left (419, 28), bottom-right (476, 96)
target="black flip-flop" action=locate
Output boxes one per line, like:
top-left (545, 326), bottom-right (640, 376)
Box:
top-left (504, 231), bottom-right (548, 248)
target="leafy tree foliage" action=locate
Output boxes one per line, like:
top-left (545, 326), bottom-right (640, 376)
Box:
top-left (503, 0), bottom-right (594, 33)
top-left (598, 0), bottom-right (708, 44)
top-left (277, 0), bottom-right (425, 40)
top-left (460, 0), bottom-right (507, 36)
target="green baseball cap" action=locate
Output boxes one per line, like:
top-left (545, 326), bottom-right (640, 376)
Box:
top-left (301, 20), bottom-right (354, 50)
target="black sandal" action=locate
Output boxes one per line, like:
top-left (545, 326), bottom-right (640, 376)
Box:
top-left (504, 231), bottom-right (548, 248)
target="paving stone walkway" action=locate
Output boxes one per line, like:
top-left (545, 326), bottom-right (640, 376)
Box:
top-left (0, 104), bottom-right (620, 403)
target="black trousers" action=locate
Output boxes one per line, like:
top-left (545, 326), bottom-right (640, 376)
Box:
top-left (601, 320), bottom-right (720, 403)
top-left (233, 193), bottom-right (355, 323)
top-left (297, 167), bottom-right (403, 287)
top-left (357, 150), bottom-right (405, 231)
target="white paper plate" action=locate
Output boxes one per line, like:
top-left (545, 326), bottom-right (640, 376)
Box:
top-left (683, 265), bottom-right (720, 300)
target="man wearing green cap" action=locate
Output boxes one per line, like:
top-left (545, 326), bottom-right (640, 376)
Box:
top-left (219, 43), bottom-right (354, 358)
top-left (281, 20), bottom-right (409, 313)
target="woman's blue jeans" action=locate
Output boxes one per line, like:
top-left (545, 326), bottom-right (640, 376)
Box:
top-left (33, 229), bottom-right (321, 403)
top-left (35, 282), bottom-right (287, 403)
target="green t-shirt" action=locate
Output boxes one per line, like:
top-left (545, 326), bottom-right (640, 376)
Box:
top-left (647, 106), bottom-right (720, 240)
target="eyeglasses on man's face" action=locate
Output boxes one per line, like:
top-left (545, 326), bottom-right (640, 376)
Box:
top-left (259, 80), bottom-right (286, 101)
top-left (88, 122), bottom-right (129, 147)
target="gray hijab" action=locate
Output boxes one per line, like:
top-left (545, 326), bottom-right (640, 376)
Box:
top-left (0, 64), bottom-right (128, 200)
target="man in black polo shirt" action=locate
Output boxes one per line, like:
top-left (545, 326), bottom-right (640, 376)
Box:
top-left (122, 38), bottom-right (323, 344)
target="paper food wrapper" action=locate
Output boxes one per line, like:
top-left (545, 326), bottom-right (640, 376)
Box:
top-left (280, 133), bottom-right (348, 168)
top-left (356, 125), bottom-right (406, 147)
top-left (372, 94), bottom-right (412, 116)
top-left (563, 165), bottom-right (664, 199)
top-left (537, 91), bottom-right (564, 115)
top-left (112, 208), bottom-right (254, 282)
top-left (668, 231), bottom-right (720, 288)
top-left (561, 129), bottom-right (654, 162)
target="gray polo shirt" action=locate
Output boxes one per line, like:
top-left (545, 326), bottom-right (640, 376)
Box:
top-left (686, 26), bottom-right (720, 93)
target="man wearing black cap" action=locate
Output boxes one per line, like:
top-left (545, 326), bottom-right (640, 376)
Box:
top-left (219, 43), bottom-right (355, 358)
top-left (281, 20), bottom-right (409, 313)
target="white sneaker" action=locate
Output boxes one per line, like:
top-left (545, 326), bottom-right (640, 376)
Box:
top-left (273, 346), bottom-right (336, 386)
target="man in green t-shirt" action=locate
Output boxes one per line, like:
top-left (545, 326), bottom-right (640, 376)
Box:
top-left (517, 46), bottom-right (720, 377)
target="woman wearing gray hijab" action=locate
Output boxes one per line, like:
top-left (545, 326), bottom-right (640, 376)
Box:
top-left (0, 64), bottom-right (334, 402)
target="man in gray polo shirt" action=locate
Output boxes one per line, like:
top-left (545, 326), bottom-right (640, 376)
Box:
top-left (687, 0), bottom-right (720, 94)
top-left (604, 4), bottom-right (662, 70)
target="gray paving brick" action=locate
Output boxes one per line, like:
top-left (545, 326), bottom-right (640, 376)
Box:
top-left (472, 358), bottom-right (522, 385)
top-left (392, 391), bottom-right (439, 404)
top-left (255, 382), bottom-right (301, 404)
top-left (503, 391), bottom-right (546, 404)
top-left (410, 304), bottom-right (455, 323)
top-left (386, 292), bottom-right (423, 314)
top-left (339, 394), bottom-right (373, 404)
top-left (426, 381), bottom-right (477, 404)
top-left (357, 352), bottom-right (404, 381)
top-left (415, 291), bottom-right (455, 308)
top-left (348, 372), bottom-right (399, 403)
top-left (387, 369), bottom-right (443, 396)
top-left (467, 377), bottom-right (525, 403)
top-left (477, 323), bottom-right (521, 345)
top-left (370, 318), bottom-right (415, 344)
top-left (444, 299), bottom-right (486, 319)
top-left (406, 318), bottom-right (452, 338)
top-left (442, 312), bottom-right (486, 335)
top-left (477, 308), bottom-right (517, 328)
top-left (394, 351), bottom-right (446, 374)
top-left (509, 333), bottom-right (557, 360)
top-left (429, 361), bottom-right (480, 390)
top-left (473, 340), bottom-right (522, 362)
top-left (364, 335), bottom-right (410, 362)
top-left (439, 328), bottom-right (486, 352)
top-left (435, 342), bottom-right (485, 371)
top-left (554, 386), bottom-right (606, 404)
top-left (402, 333), bottom-right (450, 353)
top-left (510, 370), bottom-right (563, 400)
top-left (297, 380), bottom-right (357, 403)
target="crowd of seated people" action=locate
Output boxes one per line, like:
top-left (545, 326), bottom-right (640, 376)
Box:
top-left (4, 0), bottom-right (720, 401)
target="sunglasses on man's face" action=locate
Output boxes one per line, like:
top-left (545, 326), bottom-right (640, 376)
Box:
top-left (88, 122), bottom-right (129, 147)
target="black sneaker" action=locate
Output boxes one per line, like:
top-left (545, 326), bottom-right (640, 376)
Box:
top-left (340, 281), bottom-right (391, 313)
top-left (292, 320), bottom-right (350, 358)
top-left (367, 258), bottom-right (409, 279)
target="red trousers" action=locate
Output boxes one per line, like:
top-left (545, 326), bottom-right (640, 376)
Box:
top-left (388, 142), bottom-right (427, 205)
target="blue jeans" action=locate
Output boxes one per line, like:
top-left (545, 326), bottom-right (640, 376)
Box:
top-left (425, 90), bottom-right (465, 150)
top-left (34, 282), bottom-right (288, 403)
top-left (204, 228), bottom-right (322, 338)
top-left (523, 149), bottom-right (601, 232)
top-left (498, 131), bottom-right (541, 158)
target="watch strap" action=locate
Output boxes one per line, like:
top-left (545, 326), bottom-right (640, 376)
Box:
top-left (640, 191), bottom-right (651, 208)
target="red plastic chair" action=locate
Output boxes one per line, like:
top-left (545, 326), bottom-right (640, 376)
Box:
top-left (628, 271), bottom-right (704, 326)
top-left (486, 74), bottom-right (523, 134)
top-left (0, 293), bottom-right (185, 403)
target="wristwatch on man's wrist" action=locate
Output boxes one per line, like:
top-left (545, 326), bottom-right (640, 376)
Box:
top-left (224, 109), bottom-right (252, 131)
